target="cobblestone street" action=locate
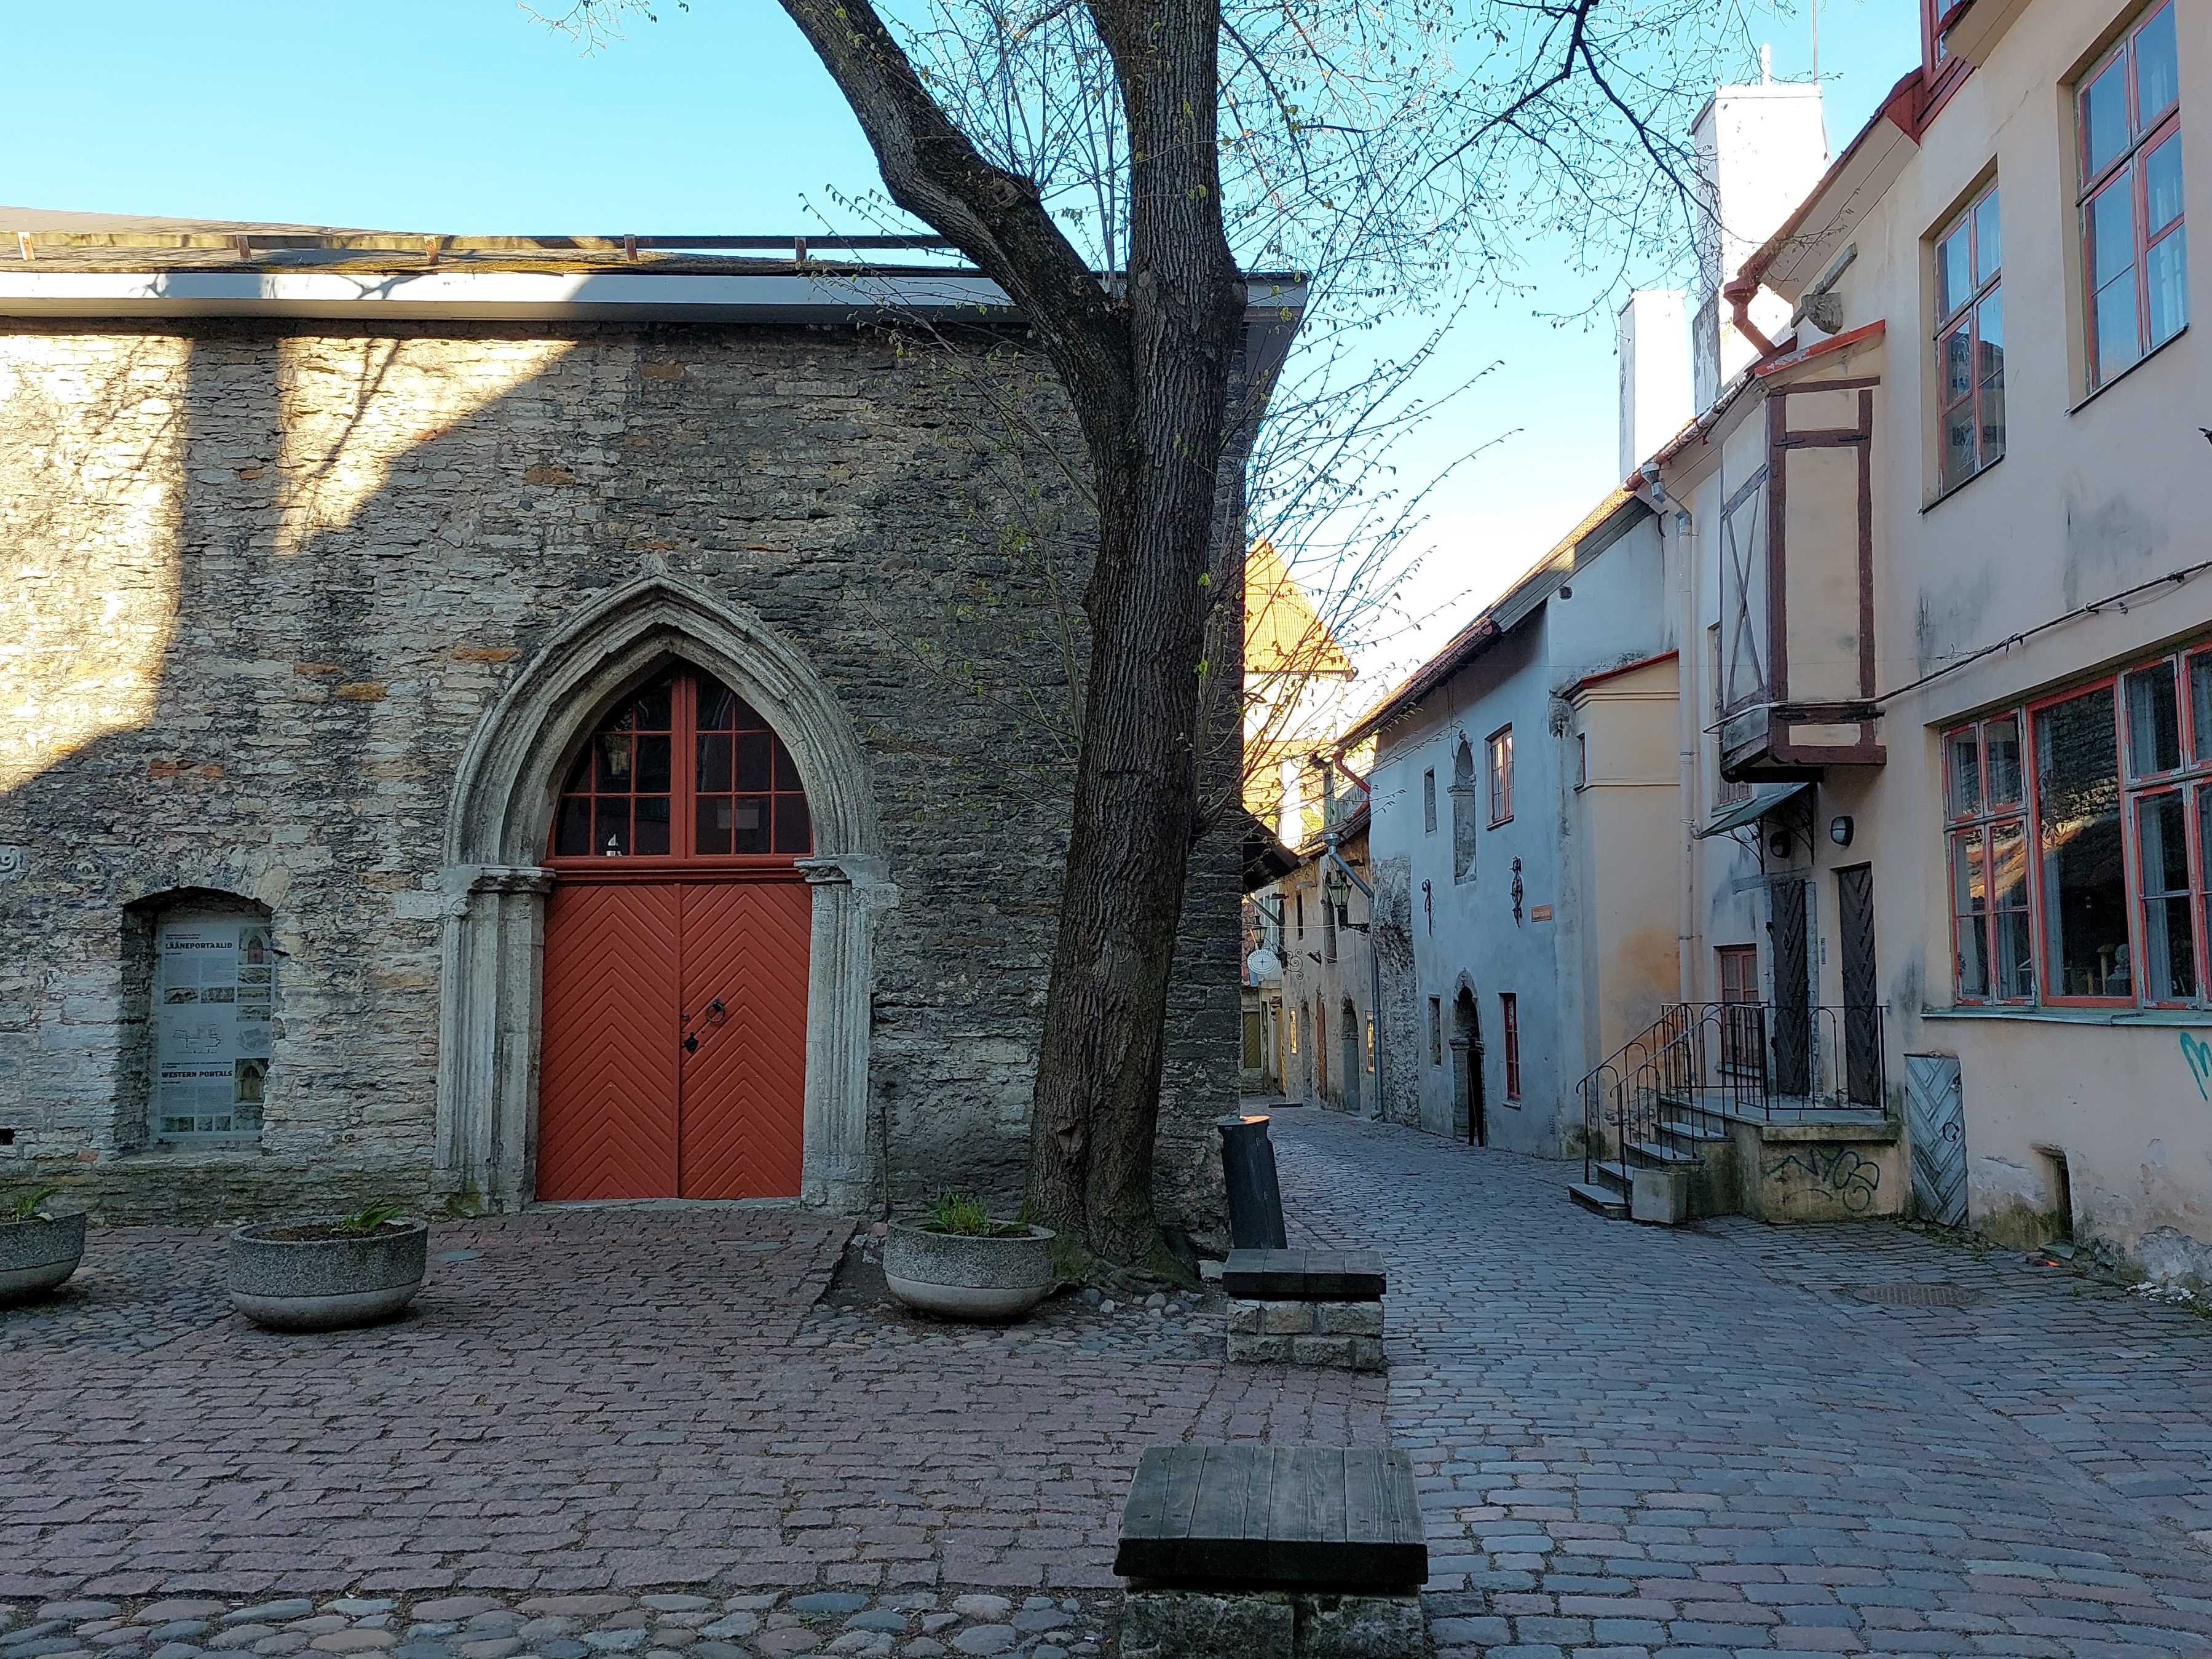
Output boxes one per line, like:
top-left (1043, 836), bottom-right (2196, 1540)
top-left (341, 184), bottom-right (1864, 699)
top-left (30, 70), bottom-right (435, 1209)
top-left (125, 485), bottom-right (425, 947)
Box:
top-left (0, 1208), bottom-right (1380, 1606)
top-left (12, 1115), bottom-right (2212, 1659)
top-left (1271, 1106), bottom-right (2212, 1659)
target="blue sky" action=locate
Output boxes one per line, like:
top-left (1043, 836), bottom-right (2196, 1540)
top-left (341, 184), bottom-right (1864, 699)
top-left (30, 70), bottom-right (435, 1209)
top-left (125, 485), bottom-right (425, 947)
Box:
top-left (8, 0), bottom-right (1922, 680)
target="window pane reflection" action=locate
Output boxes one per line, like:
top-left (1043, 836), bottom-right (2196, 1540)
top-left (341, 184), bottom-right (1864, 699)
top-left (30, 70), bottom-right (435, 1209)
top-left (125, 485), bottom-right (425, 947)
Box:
top-left (2037, 687), bottom-right (2128, 997)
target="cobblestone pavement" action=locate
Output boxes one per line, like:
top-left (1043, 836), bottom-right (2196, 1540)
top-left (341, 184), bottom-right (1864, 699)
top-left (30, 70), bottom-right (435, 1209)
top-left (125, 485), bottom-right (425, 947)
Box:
top-left (0, 1586), bottom-right (1111, 1659)
top-left (1271, 1105), bottom-right (2212, 1659)
top-left (1, 1208), bottom-right (1382, 1604)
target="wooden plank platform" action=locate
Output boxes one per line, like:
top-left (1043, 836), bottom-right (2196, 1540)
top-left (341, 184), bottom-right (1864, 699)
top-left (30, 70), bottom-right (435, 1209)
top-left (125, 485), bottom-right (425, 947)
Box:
top-left (1220, 1248), bottom-right (1387, 1300)
top-left (1113, 1445), bottom-right (1428, 1588)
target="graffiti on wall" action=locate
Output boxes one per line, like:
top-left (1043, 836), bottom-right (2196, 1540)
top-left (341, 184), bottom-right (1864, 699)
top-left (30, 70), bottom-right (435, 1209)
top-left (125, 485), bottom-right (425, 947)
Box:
top-left (2181, 1032), bottom-right (2212, 1101)
top-left (1762, 1146), bottom-right (1883, 1214)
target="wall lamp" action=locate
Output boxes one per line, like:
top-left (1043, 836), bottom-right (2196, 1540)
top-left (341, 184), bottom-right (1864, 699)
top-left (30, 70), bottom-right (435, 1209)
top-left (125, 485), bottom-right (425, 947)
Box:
top-left (1830, 815), bottom-right (1855, 849)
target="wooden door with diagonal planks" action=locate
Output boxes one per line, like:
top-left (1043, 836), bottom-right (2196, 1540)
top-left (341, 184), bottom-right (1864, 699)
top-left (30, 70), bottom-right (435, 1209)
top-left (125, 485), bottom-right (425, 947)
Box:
top-left (537, 875), bottom-right (810, 1200)
top-left (537, 666), bottom-right (815, 1201)
top-left (539, 882), bottom-right (683, 1199)
top-left (678, 879), bottom-right (810, 1198)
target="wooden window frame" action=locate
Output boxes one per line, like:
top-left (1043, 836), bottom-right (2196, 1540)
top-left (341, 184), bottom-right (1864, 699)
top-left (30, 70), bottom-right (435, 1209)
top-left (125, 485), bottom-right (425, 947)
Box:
top-left (1942, 710), bottom-right (2034, 1005)
top-left (1933, 181), bottom-right (2004, 492)
top-left (547, 666), bottom-right (813, 869)
top-left (2078, 2), bottom-right (2186, 391)
top-left (1499, 992), bottom-right (1521, 1102)
top-left (1942, 640), bottom-right (2212, 1012)
top-left (1486, 726), bottom-right (1514, 826)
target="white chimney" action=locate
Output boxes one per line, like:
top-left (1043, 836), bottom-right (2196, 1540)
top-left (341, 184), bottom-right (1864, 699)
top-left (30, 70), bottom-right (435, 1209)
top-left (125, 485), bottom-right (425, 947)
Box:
top-left (1689, 77), bottom-right (1828, 407)
top-left (1618, 289), bottom-right (1692, 480)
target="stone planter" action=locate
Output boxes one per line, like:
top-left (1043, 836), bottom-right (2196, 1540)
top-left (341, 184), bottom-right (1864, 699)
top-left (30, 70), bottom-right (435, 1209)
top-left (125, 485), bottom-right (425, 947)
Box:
top-left (0, 1212), bottom-right (86, 1305)
top-left (883, 1220), bottom-right (1055, 1321)
top-left (228, 1218), bottom-right (429, 1332)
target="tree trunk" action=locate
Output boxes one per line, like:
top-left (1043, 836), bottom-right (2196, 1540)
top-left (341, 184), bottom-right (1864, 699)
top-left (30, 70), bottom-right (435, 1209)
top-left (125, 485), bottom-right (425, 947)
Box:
top-left (1022, 0), bottom-right (1246, 1275)
top-left (773, 0), bottom-right (1247, 1278)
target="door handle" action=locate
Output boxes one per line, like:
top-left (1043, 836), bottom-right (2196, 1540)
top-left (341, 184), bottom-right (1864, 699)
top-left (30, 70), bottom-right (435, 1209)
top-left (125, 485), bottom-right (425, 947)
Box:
top-left (706, 997), bottom-right (727, 1025)
top-left (682, 1034), bottom-right (699, 1055)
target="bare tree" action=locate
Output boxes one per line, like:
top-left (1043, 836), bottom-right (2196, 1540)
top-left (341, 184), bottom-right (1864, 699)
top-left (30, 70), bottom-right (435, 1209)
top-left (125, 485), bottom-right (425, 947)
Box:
top-left (549, 0), bottom-right (1752, 1279)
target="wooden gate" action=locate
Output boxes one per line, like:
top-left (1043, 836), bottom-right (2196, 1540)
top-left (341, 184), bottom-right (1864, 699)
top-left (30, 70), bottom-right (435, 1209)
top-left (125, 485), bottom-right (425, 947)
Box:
top-left (1904, 1054), bottom-right (1967, 1225)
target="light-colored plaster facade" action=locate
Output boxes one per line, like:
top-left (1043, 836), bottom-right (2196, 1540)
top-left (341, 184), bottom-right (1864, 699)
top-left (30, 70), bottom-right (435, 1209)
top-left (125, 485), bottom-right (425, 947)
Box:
top-left (1348, 503), bottom-right (1675, 1155)
top-left (1648, 0), bottom-right (2212, 1270)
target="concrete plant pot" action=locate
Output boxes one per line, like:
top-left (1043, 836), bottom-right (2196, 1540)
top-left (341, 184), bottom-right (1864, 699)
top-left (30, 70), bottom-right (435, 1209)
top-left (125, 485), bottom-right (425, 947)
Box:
top-left (883, 1219), bottom-right (1055, 1321)
top-left (0, 1212), bottom-right (87, 1305)
top-left (228, 1218), bottom-right (429, 1332)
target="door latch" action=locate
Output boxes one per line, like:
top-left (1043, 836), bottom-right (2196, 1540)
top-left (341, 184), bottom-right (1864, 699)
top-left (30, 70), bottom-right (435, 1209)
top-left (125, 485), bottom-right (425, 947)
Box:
top-left (682, 1034), bottom-right (699, 1054)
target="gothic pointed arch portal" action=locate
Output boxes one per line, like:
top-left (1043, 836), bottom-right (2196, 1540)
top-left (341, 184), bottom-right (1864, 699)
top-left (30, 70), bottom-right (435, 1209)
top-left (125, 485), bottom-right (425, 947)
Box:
top-left (435, 574), bottom-right (893, 1212)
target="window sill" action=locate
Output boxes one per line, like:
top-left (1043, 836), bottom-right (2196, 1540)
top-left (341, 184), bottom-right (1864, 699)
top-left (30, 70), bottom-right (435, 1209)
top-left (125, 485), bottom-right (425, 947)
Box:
top-left (1922, 1004), bottom-right (2211, 1026)
top-left (2069, 324), bottom-right (2189, 415)
top-left (1488, 817), bottom-right (1513, 830)
top-left (1921, 450), bottom-right (2004, 515)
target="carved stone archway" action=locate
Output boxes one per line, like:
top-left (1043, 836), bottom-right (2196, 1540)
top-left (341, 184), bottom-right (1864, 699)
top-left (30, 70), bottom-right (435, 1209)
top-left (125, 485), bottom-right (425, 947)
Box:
top-left (434, 574), bottom-right (893, 1211)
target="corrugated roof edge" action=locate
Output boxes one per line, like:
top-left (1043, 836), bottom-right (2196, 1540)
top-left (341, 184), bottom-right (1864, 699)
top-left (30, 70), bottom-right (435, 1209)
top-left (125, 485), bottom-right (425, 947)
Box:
top-left (1337, 486), bottom-right (1650, 749)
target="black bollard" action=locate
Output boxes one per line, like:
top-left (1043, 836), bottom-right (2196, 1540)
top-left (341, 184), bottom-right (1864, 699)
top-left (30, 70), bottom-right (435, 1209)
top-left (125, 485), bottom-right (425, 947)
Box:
top-left (1217, 1114), bottom-right (1289, 1251)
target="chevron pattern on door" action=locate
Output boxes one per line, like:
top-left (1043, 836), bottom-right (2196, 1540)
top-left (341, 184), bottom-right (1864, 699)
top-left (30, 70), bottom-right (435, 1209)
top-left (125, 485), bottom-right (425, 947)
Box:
top-left (539, 882), bottom-right (682, 1200)
top-left (1904, 1053), bottom-right (1968, 1227)
top-left (678, 880), bottom-right (811, 1198)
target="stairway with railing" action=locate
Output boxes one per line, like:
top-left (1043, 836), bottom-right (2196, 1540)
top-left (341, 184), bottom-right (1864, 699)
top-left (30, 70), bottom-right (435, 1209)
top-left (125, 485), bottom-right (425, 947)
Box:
top-left (1573, 1000), bottom-right (1887, 1219)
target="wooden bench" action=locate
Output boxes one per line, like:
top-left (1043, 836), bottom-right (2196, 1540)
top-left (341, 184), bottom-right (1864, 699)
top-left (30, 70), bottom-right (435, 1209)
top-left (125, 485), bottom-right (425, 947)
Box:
top-left (1116, 1444), bottom-right (1426, 1586)
top-left (1115, 1446), bottom-right (1431, 1659)
top-left (1220, 1248), bottom-right (1388, 1300)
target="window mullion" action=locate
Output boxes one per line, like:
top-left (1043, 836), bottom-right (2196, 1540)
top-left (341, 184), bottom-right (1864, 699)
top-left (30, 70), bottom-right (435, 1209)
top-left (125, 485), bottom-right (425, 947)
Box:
top-left (674, 670), bottom-right (698, 863)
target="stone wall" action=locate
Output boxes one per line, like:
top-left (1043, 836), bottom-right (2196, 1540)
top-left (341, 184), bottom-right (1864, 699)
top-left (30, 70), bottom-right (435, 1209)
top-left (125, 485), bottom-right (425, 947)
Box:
top-left (0, 317), bottom-right (1234, 1235)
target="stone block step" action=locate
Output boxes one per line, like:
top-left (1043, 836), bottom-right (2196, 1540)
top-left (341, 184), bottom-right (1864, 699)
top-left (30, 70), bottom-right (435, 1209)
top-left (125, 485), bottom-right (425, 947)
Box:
top-left (1629, 1139), bottom-right (1701, 1166)
top-left (1568, 1181), bottom-right (1629, 1219)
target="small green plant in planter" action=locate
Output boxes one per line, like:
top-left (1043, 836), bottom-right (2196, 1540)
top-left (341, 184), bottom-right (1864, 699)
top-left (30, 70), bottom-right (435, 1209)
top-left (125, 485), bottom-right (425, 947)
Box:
top-left (923, 1190), bottom-right (1032, 1240)
top-left (1, 1184), bottom-right (87, 1306)
top-left (228, 1198), bottom-right (430, 1331)
top-left (886, 1189), bottom-right (1056, 1320)
top-left (5, 1186), bottom-right (60, 1223)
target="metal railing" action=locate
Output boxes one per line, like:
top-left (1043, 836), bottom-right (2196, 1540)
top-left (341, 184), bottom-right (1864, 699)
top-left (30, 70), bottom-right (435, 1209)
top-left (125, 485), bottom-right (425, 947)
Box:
top-left (1579, 1002), bottom-right (1889, 1191)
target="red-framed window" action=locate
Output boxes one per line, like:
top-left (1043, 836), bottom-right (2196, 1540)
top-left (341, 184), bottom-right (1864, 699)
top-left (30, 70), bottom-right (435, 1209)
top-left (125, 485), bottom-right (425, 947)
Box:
top-left (1487, 726), bottom-right (1514, 826)
top-left (548, 666), bottom-right (813, 863)
top-left (2079, 2), bottom-right (2186, 390)
top-left (1499, 992), bottom-right (1521, 1101)
top-left (1943, 641), bottom-right (2212, 1008)
top-left (1934, 182), bottom-right (2004, 492)
top-left (1944, 710), bottom-right (2034, 1001)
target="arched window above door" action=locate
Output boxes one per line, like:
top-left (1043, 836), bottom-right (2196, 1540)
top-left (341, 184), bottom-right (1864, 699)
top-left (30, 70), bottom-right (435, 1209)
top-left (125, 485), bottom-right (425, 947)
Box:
top-left (549, 665), bottom-right (813, 861)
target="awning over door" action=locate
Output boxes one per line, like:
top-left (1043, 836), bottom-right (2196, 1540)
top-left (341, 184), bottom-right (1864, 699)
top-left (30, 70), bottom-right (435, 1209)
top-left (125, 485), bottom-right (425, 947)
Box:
top-left (1694, 780), bottom-right (1811, 839)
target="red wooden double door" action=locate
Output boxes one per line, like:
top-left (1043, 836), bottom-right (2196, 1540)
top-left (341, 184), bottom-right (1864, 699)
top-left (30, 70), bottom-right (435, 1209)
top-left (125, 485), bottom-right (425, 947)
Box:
top-left (534, 666), bottom-right (813, 1201)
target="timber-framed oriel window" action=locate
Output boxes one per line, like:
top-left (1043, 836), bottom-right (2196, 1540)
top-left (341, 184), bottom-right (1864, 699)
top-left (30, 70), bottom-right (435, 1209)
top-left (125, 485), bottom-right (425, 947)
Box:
top-left (1934, 182), bottom-right (2004, 492)
top-left (1944, 641), bottom-right (2212, 1008)
top-left (2079, 1), bottom-right (2186, 390)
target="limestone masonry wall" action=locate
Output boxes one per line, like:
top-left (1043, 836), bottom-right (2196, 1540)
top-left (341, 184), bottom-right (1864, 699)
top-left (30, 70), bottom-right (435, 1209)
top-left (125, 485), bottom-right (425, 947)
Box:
top-left (0, 318), bottom-right (1234, 1237)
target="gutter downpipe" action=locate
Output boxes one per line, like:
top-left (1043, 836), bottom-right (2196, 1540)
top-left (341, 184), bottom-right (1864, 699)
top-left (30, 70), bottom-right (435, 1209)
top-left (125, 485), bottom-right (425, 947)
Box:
top-left (1721, 276), bottom-right (1782, 360)
top-left (1322, 827), bottom-right (1386, 1123)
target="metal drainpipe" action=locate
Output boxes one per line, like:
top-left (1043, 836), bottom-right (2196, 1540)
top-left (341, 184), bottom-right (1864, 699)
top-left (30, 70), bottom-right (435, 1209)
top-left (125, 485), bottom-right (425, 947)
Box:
top-left (1673, 503), bottom-right (1699, 1007)
top-left (1323, 828), bottom-right (1385, 1122)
